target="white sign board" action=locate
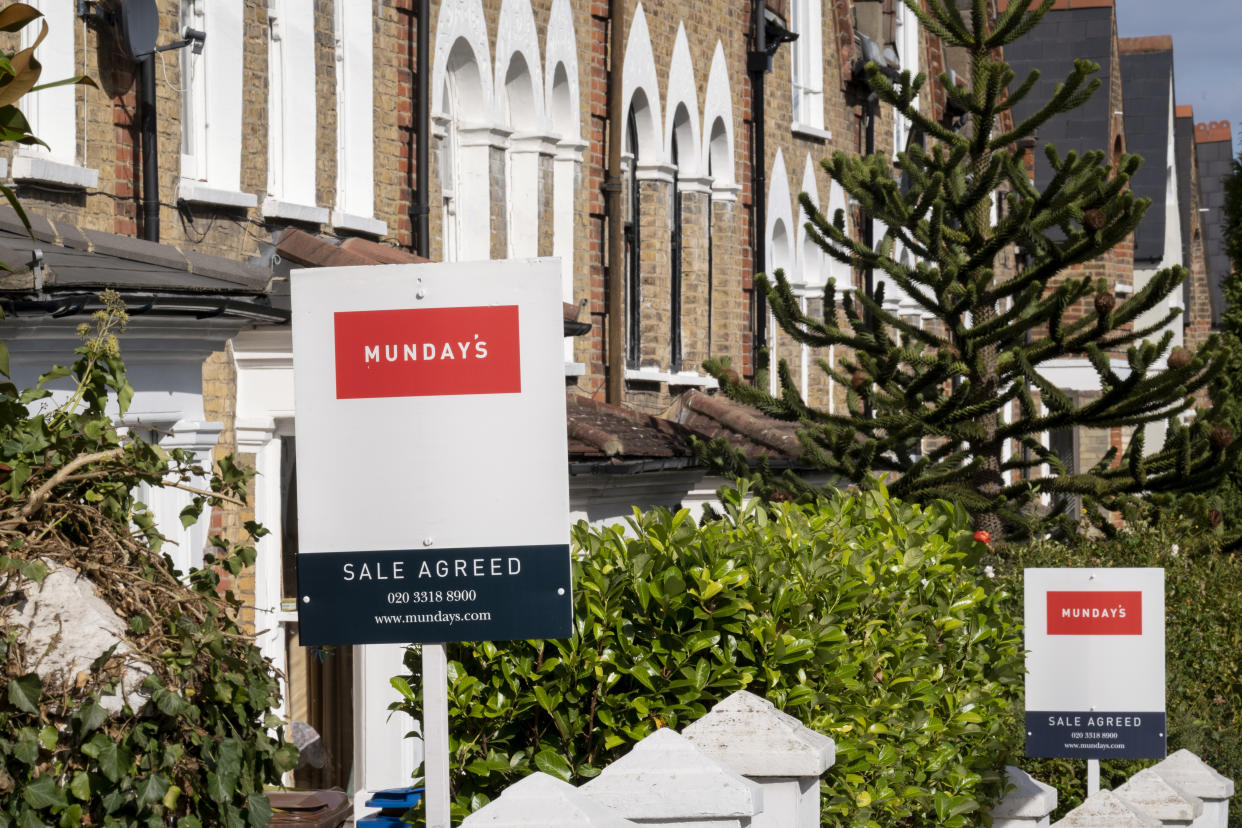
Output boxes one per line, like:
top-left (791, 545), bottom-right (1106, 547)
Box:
top-left (1024, 567), bottom-right (1165, 759)
top-left (290, 258), bottom-right (572, 644)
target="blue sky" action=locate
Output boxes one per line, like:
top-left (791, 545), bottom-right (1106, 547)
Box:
top-left (1115, 0), bottom-right (1242, 151)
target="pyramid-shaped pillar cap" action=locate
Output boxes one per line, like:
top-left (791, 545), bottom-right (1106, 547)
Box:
top-left (1052, 790), bottom-right (1161, 827)
top-left (461, 772), bottom-right (639, 827)
top-left (990, 766), bottom-right (1058, 819)
top-left (580, 728), bottom-right (763, 820)
top-left (683, 690), bottom-right (835, 777)
top-left (1152, 749), bottom-right (1235, 799)
top-left (1114, 767), bottom-right (1203, 824)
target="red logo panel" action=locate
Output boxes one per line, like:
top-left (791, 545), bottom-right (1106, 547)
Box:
top-left (334, 306), bottom-right (521, 399)
top-left (1047, 591), bottom-right (1142, 635)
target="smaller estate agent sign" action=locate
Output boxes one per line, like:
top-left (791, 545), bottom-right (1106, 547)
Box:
top-left (290, 259), bottom-right (572, 646)
top-left (1025, 568), bottom-right (1165, 760)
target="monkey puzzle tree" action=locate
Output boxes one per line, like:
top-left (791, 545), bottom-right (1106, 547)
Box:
top-left (703, 0), bottom-right (1236, 539)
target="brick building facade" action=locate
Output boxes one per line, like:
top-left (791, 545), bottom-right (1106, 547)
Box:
top-left (0, 0), bottom-right (1225, 815)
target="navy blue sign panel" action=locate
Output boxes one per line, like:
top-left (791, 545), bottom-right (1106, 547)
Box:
top-left (297, 544), bottom-right (573, 645)
top-left (1026, 711), bottom-right (1166, 760)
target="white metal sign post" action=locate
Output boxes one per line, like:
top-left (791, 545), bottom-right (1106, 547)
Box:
top-left (290, 259), bottom-right (573, 827)
top-left (1024, 568), bottom-right (1165, 795)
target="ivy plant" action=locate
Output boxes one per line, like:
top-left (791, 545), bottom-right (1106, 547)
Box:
top-left (0, 296), bottom-right (297, 827)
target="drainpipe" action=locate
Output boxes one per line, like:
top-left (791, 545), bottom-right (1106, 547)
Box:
top-left (604, 0), bottom-right (626, 403)
top-left (415, 0), bottom-right (430, 258)
top-left (139, 54), bottom-right (158, 242)
top-left (747, 0), bottom-right (767, 378)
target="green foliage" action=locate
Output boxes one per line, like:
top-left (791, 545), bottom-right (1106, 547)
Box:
top-left (396, 485), bottom-right (1024, 826)
top-left (0, 297), bottom-right (296, 826)
top-left (701, 0), bottom-right (1234, 539)
top-left (986, 522), bottom-right (1242, 825)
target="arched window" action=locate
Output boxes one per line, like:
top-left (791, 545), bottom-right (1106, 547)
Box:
top-left (625, 105), bottom-right (642, 368)
top-left (671, 106), bottom-right (694, 369)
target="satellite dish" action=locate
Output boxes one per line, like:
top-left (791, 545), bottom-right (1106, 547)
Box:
top-left (120, 0), bottom-right (159, 58)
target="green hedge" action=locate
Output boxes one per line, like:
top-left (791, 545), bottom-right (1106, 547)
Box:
top-left (396, 485), bottom-right (1023, 827)
top-left (987, 523), bottom-right (1242, 825)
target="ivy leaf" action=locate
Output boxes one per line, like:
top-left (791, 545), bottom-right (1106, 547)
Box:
top-left (69, 771), bottom-right (90, 801)
top-left (74, 699), bottom-right (107, 735)
top-left (23, 774), bottom-right (67, 809)
top-left (56, 804), bottom-right (82, 828)
top-left (8, 673), bottom-right (40, 714)
top-left (37, 725), bottom-right (56, 750)
top-left (133, 774), bottom-right (169, 807)
top-left (273, 743), bottom-right (299, 773)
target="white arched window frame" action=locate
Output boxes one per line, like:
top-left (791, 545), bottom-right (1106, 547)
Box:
top-left (545, 0), bottom-right (584, 360)
top-left (13, 0), bottom-right (97, 187)
top-left (766, 150), bottom-right (795, 395)
top-left (496, 0), bottom-right (544, 260)
top-left (702, 41), bottom-right (738, 197)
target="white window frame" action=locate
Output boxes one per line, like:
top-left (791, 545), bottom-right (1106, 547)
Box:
top-left (178, 0), bottom-right (254, 208)
top-left (790, 0), bottom-right (825, 136)
top-left (264, 0), bottom-right (327, 223)
top-left (894, 0), bottom-right (920, 159)
top-left (13, 0), bottom-right (97, 188)
top-left (331, 0), bottom-right (384, 236)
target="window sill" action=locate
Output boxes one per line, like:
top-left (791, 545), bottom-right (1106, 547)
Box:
top-left (261, 197), bottom-right (329, 225)
top-left (177, 179), bottom-right (258, 209)
top-left (625, 368), bottom-right (719, 388)
top-left (791, 122), bottom-right (832, 142)
top-left (565, 362), bottom-right (586, 377)
top-left (12, 155), bottom-right (98, 189)
top-left (331, 209), bottom-right (387, 238)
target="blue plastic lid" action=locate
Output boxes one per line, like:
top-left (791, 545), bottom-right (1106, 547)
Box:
top-left (356, 816), bottom-right (407, 826)
top-left (363, 786), bottom-right (425, 809)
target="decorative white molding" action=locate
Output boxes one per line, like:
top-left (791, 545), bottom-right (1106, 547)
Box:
top-left (635, 160), bottom-right (677, 184)
top-left (262, 197), bottom-right (330, 224)
top-left (510, 132), bottom-right (560, 156)
top-left (679, 175), bottom-right (713, 196)
top-left (555, 138), bottom-right (589, 162)
top-left (458, 123), bottom-right (513, 149)
top-left (712, 182), bottom-right (741, 203)
top-left (702, 41), bottom-right (736, 188)
top-left (624, 367), bottom-right (719, 388)
top-left (331, 209), bottom-right (387, 237)
top-left (431, 0), bottom-right (494, 120)
top-left (494, 0), bottom-right (544, 129)
top-left (664, 24), bottom-right (703, 175)
top-left (177, 179), bottom-right (258, 209)
top-left (621, 4), bottom-right (662, 159)
top-left (791, 123), bottom-right (832, 142)
top-left (12, 156), bottom-right (98, 189)
top-left (544, 0), bottom-right (582, 142)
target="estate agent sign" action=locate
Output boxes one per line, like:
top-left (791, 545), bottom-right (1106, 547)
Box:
top-left (290, 259), bottom-right (572, 645)
top-left (1024, 568), bottom-right (1165, 760)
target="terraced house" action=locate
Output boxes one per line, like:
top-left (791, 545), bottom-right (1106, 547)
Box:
top-left (0, 0), bottom-right (1224, 817)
